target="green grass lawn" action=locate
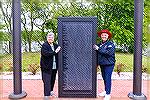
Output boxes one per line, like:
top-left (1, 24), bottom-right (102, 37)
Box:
top-left (114, 53), bottom-right (149, 73)
top-left (0, 52), bottom-right (149, 73)
top-left (1, 52), bottom-right (41, 72)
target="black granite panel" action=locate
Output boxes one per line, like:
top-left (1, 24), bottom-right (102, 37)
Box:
top-left (58, 17), bottom-right (97, 98)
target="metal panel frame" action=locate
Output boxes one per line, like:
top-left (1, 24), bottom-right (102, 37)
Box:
top-left (58, 17), bottom-right (97, 98)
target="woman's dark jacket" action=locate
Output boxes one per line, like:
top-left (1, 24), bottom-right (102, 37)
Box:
top-left (40, 41), bottom-right (58, 73)
top-left (97, 40), bottom-right (115, 66)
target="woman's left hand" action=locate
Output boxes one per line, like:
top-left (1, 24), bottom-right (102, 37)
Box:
top-left (93, 44), bottom-right (99, 50)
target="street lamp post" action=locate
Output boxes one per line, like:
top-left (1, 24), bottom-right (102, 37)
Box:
top-left (9, 0), bottom-right (27, 99)
top-left (128, 0), bottom-right (147, 99)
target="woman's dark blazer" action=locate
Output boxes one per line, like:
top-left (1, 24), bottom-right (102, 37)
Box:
top-left (40, 41), bottom-right (58, 73)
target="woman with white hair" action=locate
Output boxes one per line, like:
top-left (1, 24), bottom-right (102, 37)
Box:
top-left (40, 32), bottom-right (61, 99)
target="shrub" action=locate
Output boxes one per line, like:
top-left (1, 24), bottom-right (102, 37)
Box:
top-left (0, 64), bottom-right (3, 74)
top-left (142, 65), bottom-right (148, 73)
top-left (8, 63), bottom-right (13, 72)
top-left (116, 63), bottom-right (127, 76)
top-left (0, 64), bottom-right (2, 70)
top-left (28, 63), bottom-right (40, 75)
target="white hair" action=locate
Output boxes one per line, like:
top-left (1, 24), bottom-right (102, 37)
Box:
top-left (47, 32), bottom-right (54, 37)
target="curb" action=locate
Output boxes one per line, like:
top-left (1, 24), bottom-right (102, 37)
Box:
top-left (0, 72), bottom-right (150, 80)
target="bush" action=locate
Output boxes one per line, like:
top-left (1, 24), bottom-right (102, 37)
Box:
top-left (8, 63), bottom-right (13, 72)
top-left (28, 63), bottom-right (40, 75)
top-left (116, 63), bottom-right (127, 76)
top-left (0, 63), bottom-right (3, 72)
top-left (142, 65), bottom-right (148, 73)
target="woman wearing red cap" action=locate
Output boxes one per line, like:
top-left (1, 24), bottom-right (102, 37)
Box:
top-left (93, 29), bottom-right (115, 100)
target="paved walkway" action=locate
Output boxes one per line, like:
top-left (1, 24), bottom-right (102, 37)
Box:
top-left (0, 72), bottom-right (150, 100)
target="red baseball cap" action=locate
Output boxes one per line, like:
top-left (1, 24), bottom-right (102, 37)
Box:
top-left (97, 29), bottom-right (112, 39)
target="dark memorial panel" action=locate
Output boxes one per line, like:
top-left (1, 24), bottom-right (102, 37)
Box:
top-left (58, 17), bottom-right (97, 98)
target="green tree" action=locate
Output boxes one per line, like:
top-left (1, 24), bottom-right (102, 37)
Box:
top-left (21, 0), bottom-right (39, 52)
top-left (0, 25), bottom-right (4, 41)
top-left (96, 2), bottom-right (134, 53)
top-left (144, 0), bottom-right (150, 43)
top-left (21, 0), bottom-right (52, 51)
top-left (95, 0), bottom-right (148, 52)
top-left (45, 2), bottom-right (99, 42)
top-left (0, 0), bottom-right (12, 53)
top-left (21, 0), bottom-right (61, 51)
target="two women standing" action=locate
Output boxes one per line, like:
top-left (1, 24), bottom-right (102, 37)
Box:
top-left (40, 29), bottom-right (115, 100)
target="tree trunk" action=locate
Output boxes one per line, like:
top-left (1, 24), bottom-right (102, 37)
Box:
top-left (8, 41), bottom-right (13, 54)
